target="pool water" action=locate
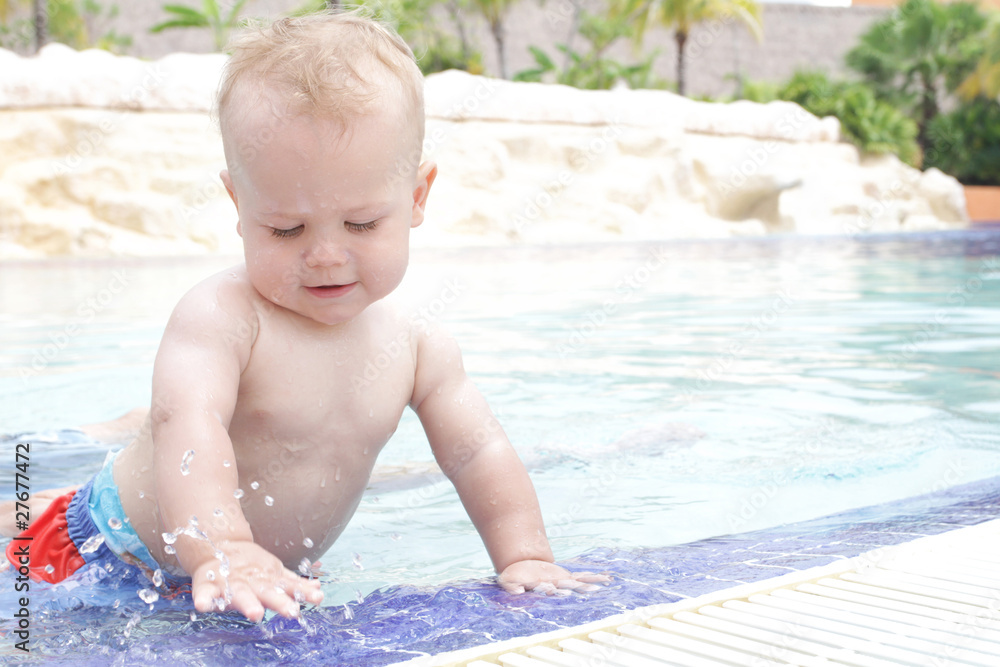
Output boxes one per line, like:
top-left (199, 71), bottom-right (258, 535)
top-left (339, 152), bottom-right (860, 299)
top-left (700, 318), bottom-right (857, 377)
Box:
top-left (2, 229), bottom-right (1000, 664)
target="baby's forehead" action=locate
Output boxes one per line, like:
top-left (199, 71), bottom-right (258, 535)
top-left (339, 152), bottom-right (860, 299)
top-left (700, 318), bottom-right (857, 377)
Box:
top-left (223, 80), bottom-right (418, 144)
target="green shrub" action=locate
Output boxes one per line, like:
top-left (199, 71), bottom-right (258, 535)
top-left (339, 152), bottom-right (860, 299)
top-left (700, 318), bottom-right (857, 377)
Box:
top-left (778, 71), bottom-right (920, 166)
top-left (924, 97), bottom-right (1000, 185)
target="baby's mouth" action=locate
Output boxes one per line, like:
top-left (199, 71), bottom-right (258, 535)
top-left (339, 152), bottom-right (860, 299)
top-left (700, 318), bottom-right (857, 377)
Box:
top-left (305, 282), bottom-right (357, 298)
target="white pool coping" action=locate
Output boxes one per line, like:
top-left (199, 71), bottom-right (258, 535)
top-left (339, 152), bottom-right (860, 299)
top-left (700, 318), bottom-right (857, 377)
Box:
top-left (389, 518), bottom-right (1000, 666)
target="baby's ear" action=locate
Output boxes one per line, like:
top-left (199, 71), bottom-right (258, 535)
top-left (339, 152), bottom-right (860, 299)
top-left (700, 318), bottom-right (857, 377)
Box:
top-left (410, 161), bottom-right (437, 229)
top-left (220, 169), bottom-right (242, 236)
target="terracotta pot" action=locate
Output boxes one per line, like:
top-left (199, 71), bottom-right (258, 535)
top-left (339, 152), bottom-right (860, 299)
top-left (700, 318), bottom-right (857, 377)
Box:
top-left (965, 186), bottom-right (1000, 223)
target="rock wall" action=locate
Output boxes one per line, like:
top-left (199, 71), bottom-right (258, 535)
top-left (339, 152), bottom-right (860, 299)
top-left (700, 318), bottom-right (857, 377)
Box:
top-left (0, 45), bottom-right (968, 258)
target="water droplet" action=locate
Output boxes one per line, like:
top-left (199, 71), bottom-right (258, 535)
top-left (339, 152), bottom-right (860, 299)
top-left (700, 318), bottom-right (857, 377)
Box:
top-left (352, 553), bottom-right (363, 570)
top-left (44, 564), bottom-right (55, 574)
top-left (234, 488), bottom-right (244, 499)
top-left (264, 495), bottom-right (274, 507)
top-left (222, 459), bottom-right (231, 468)
top-left (213, 508), bottom-right (224, 517)
top-left (206, 570), bottom-right (216, 582)
top-left (108, 517), bottom-right (122, 530)
top-left (303, 537), bottom-right (313, 548)
top-left (189, 611), bottom-right (197, 622)
top-left (80, 535), bottom-right (105, 554)
top-left (162, 531), bottom-right (177, 545)
top-left (138, 491), bottom-right (145, 499)
top-left (180, 449), bottom-right (195, 475)
top-left (113, 599), bottom-right (121, 609)
top-left (343, 603), bottom-right (354, 620)
top-left (152, 569), bottom-right (164, 587)
top-left (298, 558), bottom-right (312, 576)
top-left (164, 545), bottom-right (176, 555)
top-left (334, 467), bottom-right (342, 482)
top-left (250, 481), bottom-right (260, 490)
top-left (138, 588), bottom-right (159, 604)
top-left (355, 589), bottom-right (364, 604)
top-left (389, 532), bottom-right (401, 541)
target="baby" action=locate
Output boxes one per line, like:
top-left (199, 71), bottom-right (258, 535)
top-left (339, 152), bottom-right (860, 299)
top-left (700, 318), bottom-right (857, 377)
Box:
top-left (5, 12), bottom-right (605, 621)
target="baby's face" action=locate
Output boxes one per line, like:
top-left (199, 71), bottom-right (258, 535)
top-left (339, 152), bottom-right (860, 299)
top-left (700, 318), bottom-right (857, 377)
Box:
top-left (222, 109), bottom-right (433, 327)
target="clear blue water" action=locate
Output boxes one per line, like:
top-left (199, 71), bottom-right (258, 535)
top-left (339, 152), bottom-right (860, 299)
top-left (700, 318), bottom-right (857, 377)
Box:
top-left (2, 229), bottom-right (1000, 664)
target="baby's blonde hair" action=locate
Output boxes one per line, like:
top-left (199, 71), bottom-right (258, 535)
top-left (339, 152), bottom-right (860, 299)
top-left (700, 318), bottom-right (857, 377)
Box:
top-left (217, 10), bottom-right (424, 169)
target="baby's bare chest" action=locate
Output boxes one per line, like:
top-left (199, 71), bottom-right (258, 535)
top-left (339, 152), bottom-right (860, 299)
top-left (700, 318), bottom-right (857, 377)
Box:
top-left (227, 314), bottom-right (417, 468)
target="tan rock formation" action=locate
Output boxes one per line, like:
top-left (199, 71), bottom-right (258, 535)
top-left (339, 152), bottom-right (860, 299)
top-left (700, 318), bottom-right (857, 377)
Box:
top-left (0, 47), bottom-right (968, 259)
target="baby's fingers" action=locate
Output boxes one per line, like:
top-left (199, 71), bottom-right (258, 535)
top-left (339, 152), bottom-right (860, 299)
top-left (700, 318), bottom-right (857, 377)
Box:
top-left (192, 579), bottom-right (226, 615)
top-left (275, 571), bottom-right (325, 606)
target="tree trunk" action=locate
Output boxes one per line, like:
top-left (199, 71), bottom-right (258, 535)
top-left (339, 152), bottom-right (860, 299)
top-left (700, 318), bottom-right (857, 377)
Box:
top-left (33, 0), bottom-right (47, 53)
top-left (675, 30), bottom-right (688, 97)
top-left (446, 0), bottom-right (472, 64)
top-left (917, 73), bottom-right (938, 155)
top-left (563, 0), bottom-right (582, 74)
top-left (490, 17), bottom-right (507, 79)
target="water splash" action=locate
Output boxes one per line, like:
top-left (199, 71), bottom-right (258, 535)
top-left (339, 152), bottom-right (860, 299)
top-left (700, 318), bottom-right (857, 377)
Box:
top-left (180, 449), bottom-right (195, 476)
top-left (80, 534), bottom-right (105, 554)
top-left (138, 588), bottom-right (159, 605)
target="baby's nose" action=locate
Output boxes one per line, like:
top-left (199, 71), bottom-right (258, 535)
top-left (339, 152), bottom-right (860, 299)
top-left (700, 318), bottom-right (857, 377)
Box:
top-left (304, 237), bottom-right (348, 267)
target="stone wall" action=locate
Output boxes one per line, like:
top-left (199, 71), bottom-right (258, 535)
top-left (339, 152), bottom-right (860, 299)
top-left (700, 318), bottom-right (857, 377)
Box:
top-left (3, 1), bottom-right (890, 97)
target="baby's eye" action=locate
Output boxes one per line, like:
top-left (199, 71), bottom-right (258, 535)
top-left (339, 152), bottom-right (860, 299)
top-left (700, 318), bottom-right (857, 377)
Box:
top-left (271, 225), bottom-right (303, 238)
top-left (346, 220), bottom-right (379, 232)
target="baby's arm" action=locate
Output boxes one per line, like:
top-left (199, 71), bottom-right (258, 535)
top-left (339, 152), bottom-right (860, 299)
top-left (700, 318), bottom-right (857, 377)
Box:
top-left (151, 278), bottom-right (322, 621)
top-left (411, 325), bottom-right (608, 594)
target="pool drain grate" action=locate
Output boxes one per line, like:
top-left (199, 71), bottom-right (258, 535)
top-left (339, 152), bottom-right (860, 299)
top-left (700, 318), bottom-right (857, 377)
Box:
top-left (392, 518), bottom-right (1000, 666)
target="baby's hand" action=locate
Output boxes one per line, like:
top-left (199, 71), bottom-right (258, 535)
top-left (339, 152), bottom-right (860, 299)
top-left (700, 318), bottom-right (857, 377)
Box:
top-left (191, 540), bottom-right (324, 622)
top-left (498, 560), bottom-right (611, 595)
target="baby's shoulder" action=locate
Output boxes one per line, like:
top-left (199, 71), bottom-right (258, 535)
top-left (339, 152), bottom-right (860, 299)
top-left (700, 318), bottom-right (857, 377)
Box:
top-left (169, 265), bottom-right (264, 334)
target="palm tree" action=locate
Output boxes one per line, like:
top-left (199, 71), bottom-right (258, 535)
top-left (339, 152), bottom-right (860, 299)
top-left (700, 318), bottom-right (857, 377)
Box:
top-left (845, 0), bottom-right (985, 154)
top-left (469, 0), bottom-right (522, 79)
top-left (618, 0), bottom-right (762, 97)
top-left (957, 13), bottom-right (1000, 101)
top-left (150, 0), bottom-right (250, 52)
top-left (32, 0), bottom-right (45, 51)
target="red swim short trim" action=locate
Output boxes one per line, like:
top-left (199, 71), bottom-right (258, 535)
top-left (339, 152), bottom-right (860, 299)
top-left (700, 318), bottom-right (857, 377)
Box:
top-left (5, 490), bottom-right (84, 584)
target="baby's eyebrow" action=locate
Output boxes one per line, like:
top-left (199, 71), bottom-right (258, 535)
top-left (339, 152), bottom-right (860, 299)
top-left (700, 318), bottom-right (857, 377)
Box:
top-left (261, 202), bottom-right (393, 220)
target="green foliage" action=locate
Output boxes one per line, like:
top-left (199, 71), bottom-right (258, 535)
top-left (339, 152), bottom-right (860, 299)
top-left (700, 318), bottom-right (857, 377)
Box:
top-left (957, 12), bottom-right (1000, 100)
top-left (737, 79), bottom-right (780, 103)
top-left (0, 0), bottom-right (130, 52)
top-left (150, 0), bottom-right (250, 52)
top-left (924, 97), bottom-right (1000, 185)
top-left (514, 10), bottom-right (666, 90)
top-left (291, 0), bottom-right (483, 74)
top-left (778, 71), bottom-right (920, 166)
top-left (615, 0), bottom-right (762, 96)
top-left (846, 0), bottom-right (986, 149)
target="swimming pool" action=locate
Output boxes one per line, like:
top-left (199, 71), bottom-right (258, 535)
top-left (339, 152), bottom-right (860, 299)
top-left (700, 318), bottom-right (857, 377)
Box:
top-left (2, 228), bottom-right (999, 664)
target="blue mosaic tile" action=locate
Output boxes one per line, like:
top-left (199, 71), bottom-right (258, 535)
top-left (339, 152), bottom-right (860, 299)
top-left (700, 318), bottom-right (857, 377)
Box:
top-left (5, 474), bottom-right (999, 665)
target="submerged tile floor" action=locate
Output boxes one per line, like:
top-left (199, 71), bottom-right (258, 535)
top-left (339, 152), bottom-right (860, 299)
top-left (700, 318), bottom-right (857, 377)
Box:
top-left (5, 475), bottom-right (1000, 666)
